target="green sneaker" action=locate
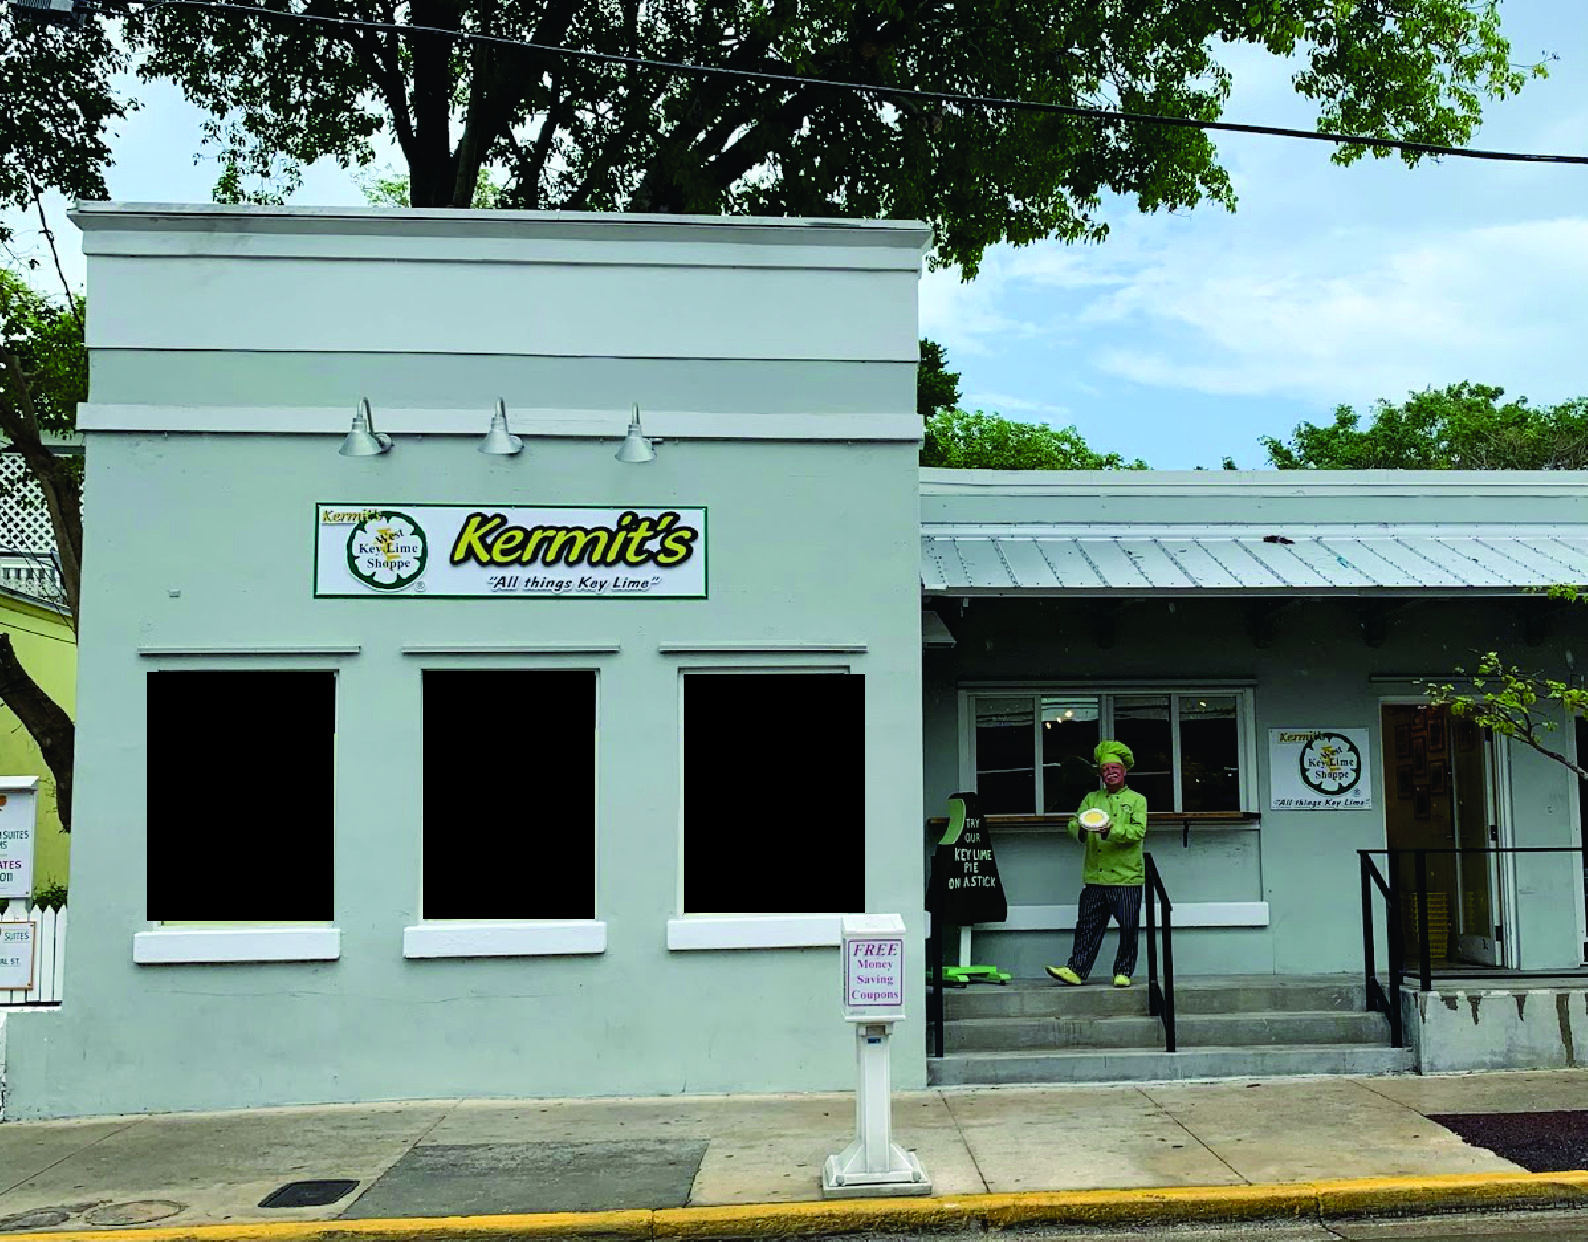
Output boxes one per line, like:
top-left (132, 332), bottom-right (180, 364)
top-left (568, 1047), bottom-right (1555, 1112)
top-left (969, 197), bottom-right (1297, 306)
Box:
top-left (1045, 965), bottom-right (1083, 986)
top-left (1112, 974), bottom-right (1132, 988)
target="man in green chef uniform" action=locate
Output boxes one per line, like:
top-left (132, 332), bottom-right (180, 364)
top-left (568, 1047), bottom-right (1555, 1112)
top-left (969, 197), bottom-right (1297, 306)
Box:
top-left (1045, 740), bottom-right (1148, 988)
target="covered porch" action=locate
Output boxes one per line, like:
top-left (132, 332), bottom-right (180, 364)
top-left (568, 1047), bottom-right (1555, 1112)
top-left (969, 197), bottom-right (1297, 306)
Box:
top-left (918, 469), bottom-right (1588, 1081)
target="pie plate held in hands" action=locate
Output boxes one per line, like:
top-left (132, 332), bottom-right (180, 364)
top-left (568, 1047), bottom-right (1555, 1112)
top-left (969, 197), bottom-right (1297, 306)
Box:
top-left (1078, 807), bottom-right (1111, 834)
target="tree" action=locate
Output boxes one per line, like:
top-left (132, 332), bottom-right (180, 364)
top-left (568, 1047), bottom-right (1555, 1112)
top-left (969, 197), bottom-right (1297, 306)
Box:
top-left (921, 407), bottom-right (1146, 470)
top-left (0, 270), bottom-right (83, 830)
top-left (0, 7), bottom-right (126, 833)
top-left (1262, 382), bottom-right (1588, 470)
top-left (1428, 652), bottom-right (1587, 783)
top-left (0, 9), bottom-right (132, 244)
top-left (1427, 587), bottom-right (1588, 783)
top-left (918, 339), bottom-right (959, 421)
top-left (124, 0), bottom-right (1535, 275)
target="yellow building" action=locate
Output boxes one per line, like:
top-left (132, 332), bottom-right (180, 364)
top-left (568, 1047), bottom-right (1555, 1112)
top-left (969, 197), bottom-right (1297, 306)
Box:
top-left (0, 581), bottom-right (74, 891)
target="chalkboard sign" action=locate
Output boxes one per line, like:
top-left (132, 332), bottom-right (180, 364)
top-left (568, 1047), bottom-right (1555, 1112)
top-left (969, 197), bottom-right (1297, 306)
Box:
top-left (927, 791), bottom-right (1006, 925)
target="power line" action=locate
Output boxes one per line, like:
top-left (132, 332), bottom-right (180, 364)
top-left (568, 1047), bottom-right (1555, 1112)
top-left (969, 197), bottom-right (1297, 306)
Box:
top-left (61, 0), bottom-right (1588, 168)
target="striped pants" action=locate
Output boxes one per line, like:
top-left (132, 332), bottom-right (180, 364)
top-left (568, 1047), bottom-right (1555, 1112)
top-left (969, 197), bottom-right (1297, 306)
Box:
top-left (1068, 883), bottom-right (1144, 979)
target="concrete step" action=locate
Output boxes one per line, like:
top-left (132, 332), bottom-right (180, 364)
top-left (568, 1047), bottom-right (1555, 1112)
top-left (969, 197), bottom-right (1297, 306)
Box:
top-left (944, 1009), bottom-right (1392, 1053)
top-left (927, 1042), bottom-right (1416, 1087)
top-left (942, 975), bottom-right (1364, 1021)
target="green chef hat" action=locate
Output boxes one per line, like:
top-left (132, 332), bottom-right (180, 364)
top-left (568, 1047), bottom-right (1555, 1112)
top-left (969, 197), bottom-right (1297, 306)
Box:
top-left (1094, 740), bottom-right (1135, 770)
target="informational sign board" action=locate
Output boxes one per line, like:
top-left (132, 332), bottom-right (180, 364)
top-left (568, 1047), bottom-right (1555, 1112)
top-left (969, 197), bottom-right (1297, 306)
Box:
top-left (841, 913), bottom-right (906, 1020)
top-left (315, 504), bottom-right (708, 598)
top-left (929, 791), bottom-right (1006, 925)
top-left (0, 920), bottom-right (36, 990)
top-left (1269, 728), bottom-right (1373, 810)
top-left (0, 776), bottom-right (39, 900)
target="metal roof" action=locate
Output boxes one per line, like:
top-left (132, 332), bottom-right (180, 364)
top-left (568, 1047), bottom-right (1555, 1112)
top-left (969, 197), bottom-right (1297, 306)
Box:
top-left (920, 525), bottom-right (1588, 596)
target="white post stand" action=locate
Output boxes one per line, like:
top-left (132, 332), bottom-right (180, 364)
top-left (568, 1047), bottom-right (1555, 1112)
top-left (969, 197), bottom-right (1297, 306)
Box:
top-left (821, 914), bottom-right (932, 1199)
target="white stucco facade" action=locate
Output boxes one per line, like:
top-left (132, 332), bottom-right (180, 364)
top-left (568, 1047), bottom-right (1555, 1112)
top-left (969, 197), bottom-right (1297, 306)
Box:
top-left (4, 206), bottom-right (932, 1118)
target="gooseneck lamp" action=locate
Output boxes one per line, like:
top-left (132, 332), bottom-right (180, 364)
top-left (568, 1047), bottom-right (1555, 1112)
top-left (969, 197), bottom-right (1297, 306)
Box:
top-left (615, 403), bottom-right (658, 464)
top-left (339, 398), bottom-right (392, 457)
top-left (478, 398), bottom-right (524, 456)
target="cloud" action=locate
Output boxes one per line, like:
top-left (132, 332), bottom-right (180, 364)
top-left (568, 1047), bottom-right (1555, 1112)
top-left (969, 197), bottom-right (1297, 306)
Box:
top-left (963, 391), bottom-right (1074, 421)
top-left (917, 257), bottom-right (1044, 356)
top-left (1082, 216), bottom-right (1588, 405)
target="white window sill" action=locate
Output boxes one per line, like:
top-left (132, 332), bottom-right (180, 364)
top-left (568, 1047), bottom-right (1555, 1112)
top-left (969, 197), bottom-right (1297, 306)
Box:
top-left (403, 921), bottom-right (607, 959)
top-left (134, 927), bottom-right (341, 964)
top-left (973, 902), bottom-right (1270, 932)
top-left (667, 914), bottom-right (843, 951)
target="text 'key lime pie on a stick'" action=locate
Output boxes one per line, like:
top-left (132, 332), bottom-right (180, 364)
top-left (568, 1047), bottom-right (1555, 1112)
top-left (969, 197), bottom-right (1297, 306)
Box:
top-left (1077, 807), bottom-right (1111, 833)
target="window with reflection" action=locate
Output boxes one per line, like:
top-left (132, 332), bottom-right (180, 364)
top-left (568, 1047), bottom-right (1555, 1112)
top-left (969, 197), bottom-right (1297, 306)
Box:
top-left (1179, 695), bottom-right (1240, 811)
top-left (967, 690), bottom-right (1248, 815)
top-left (1041, 696), bottom-right (1101, 814)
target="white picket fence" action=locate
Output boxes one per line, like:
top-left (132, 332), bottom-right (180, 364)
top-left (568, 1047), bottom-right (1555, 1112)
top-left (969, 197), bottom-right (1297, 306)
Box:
top-left (0, 903), bottom-right (66, 1006)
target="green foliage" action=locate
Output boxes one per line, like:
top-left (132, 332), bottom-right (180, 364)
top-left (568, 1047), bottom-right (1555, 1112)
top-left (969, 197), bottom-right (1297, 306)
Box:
top-left (0, 269), bottom-right (84, 437)
top-left (0, 10), bottom-right (132, 240)
top-left (120, 0), bottom-right (1536, 275)
top-left (0, 881), bottom-right (66, 915)
top-left (354, 165), bottom-right (505, 210)
top-left (918, 339), bottom-right (960, 421)
top-left (30, 879), bottom-right (66, 910)
top-left (921, 408), bottom-right (1146, 470)
top-left (1427, 646), bottom-right (1588, 783)
top-left (1262, 382), bottom-right (1588, 470)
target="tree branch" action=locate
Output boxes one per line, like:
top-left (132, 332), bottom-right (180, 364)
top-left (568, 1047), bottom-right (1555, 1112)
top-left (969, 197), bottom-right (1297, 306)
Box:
top-left (31, 189), bottom-right (82, 336)
top-left (0, 632), bottom-right (74, 831)
top-left (0, 345), bottom-right (81, 632)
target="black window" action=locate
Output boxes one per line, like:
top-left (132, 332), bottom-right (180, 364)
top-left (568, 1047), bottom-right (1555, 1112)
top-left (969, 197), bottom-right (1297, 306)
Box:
top-left (684, 672), bottom-right (864, 914)
top-left (147, 670), bottom-right (335, 921)
top-left (423, 671), bottom-right (596, 919)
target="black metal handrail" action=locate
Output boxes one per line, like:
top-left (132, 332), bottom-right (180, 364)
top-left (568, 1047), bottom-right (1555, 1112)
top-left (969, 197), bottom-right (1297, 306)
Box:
top-left (1363, 846), bottom-right (1587, 993)
top-left (1144, 852), bottom-right (1177, 1052)
top-left (1357, 850), bottom-right (1404, 1048)
top-left (928, 905), bottom-right (945, 1058)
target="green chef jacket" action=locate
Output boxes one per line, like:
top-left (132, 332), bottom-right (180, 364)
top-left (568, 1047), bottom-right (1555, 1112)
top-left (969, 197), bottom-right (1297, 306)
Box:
top-left (1067, 787), bottom-right (1149, 886)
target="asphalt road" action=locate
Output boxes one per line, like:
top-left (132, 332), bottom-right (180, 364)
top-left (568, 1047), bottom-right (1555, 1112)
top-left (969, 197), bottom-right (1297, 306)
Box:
top-left (854, 1210), bottom-right (1588, 1242)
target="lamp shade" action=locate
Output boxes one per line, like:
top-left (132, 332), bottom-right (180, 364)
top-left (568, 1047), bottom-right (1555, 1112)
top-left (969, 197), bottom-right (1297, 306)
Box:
top-left (339, 399), bottom-right (392, 457)
top-left (615, 404), bottom-right (657, 464)
top-left (478, 399), bottom-right (524, 456)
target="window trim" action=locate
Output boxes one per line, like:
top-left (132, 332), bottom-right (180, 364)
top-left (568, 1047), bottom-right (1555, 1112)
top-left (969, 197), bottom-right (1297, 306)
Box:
top-left (134, 927), bottom-right (341, 964)
top-left (415, 664), bottom-right (602, 934)
top-left (403, 920), bottom-right (607, 958)
top-left (141, 663), bottom-right (342, 947)
top-left (675, 664), bottom-right (864, 943)
top-left (959, 685), bottom-right (1257, 815)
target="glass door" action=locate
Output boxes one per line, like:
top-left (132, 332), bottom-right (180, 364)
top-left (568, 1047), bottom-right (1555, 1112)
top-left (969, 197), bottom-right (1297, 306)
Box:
top-left (1451, 718), bottom-right (1502, 966)
top-left (1382, 705), bottom-right (1503, 969)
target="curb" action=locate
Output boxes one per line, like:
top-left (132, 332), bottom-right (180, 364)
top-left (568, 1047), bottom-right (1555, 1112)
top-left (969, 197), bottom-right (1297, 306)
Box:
top-left (9, 1171), bottom-right (1588, 1241)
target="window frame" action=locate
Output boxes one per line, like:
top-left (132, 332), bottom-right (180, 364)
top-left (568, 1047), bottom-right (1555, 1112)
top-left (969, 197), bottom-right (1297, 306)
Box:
top-left (134, 655), bottom-right (348, 966)
top-left (670, 661), bottom-right (864, 950)
top-left (404, 658), bottom-right (609, 959)
top-left (958, 684), bottom-right (1257, 815)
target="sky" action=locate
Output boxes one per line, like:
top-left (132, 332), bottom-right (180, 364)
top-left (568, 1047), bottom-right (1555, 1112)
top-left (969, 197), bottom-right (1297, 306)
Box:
top-left (4, 0), bottom-right (1587, 469)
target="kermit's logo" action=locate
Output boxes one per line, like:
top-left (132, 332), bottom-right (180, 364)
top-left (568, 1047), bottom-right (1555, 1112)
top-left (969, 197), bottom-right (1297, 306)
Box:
top-left (347, 511), bottom-right (428, 590)
top-left (1298, 732), bottom-right (1362, 796)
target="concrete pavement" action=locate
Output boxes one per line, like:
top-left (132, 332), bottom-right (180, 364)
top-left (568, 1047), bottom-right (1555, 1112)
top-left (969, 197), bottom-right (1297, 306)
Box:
top-left (3, 1071), bottom-right (1588, 1235)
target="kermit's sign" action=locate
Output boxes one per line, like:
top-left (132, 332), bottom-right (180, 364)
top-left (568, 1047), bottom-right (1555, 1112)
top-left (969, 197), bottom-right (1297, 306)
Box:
top-left (315, 504), bottom-right (707, 598)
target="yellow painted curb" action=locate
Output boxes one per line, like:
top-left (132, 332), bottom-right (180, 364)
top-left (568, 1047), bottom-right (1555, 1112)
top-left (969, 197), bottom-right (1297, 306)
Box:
top-left (1314, 1169), bottom-right (1588, 1218)
top-left (653, 1199), bottom-right (972, 1239)
top-left (978, 1184), bottom-right (1317, 1228)
top-left (11, 1172), bottom-right (1588, 1242)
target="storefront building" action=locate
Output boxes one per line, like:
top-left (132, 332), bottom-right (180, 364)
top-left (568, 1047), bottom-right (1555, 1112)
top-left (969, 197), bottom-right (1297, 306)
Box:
top-left (5, 206), bottom-right (1587, 1117)
top-left (4, 205), bottom-right (931, 1118)
top-left (920, 471), bottom-right (1588, 1080)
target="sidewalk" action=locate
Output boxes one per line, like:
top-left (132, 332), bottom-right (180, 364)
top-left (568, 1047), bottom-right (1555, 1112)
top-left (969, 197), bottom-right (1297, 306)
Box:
top-left (5, 1071), bottom-right (1588, 1236)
